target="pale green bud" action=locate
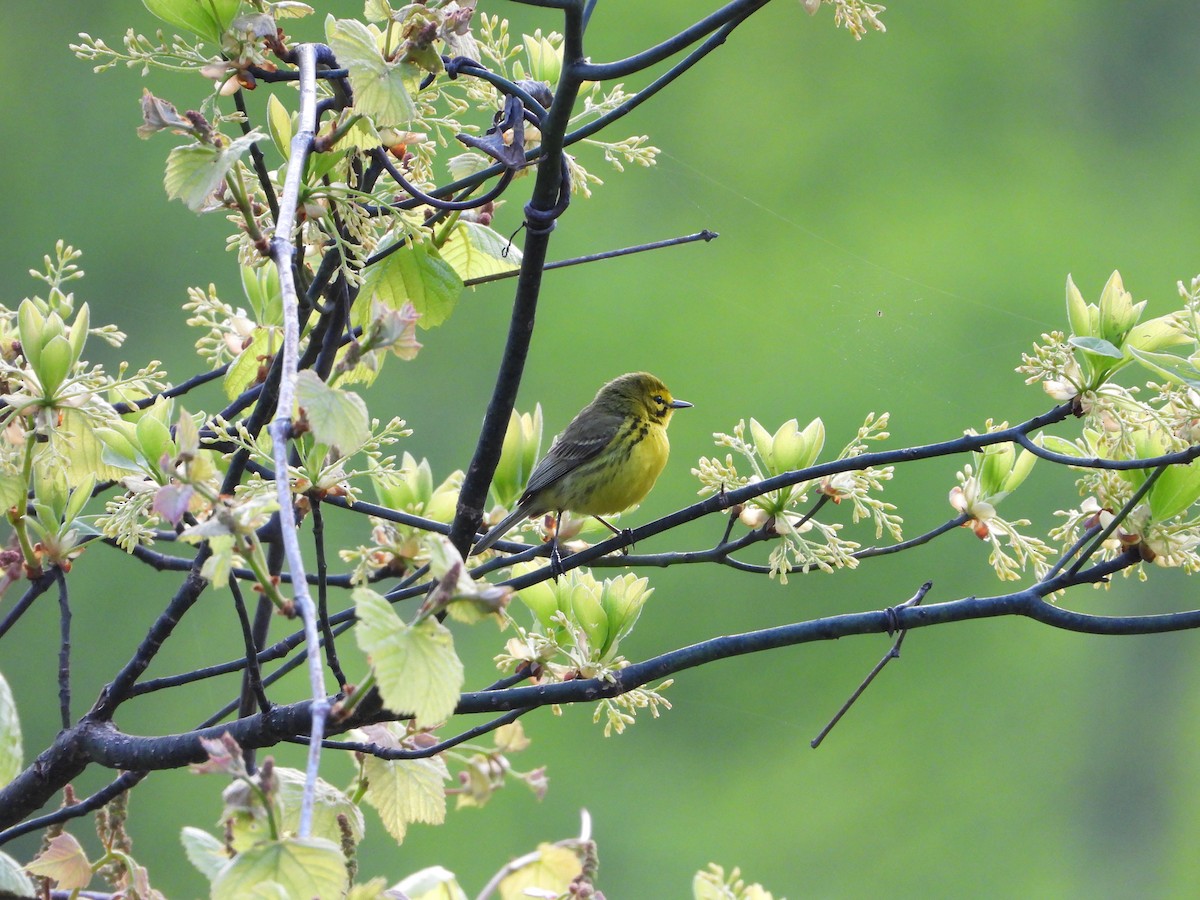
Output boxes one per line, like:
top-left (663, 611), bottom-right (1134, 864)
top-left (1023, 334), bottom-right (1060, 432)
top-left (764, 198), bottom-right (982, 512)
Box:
top-left (520, 31), bottom-right (562, 85)
top-left (424, 470), bottom-right (463, 524)
top-left (977, 442), bottom-right (1015, 497)
top-left (492, 406), bottom-right (542, 508)
top-left (1097, 270), bottom-right (1145, 346)
top-left (750, 417), bottom-right (824, 476)
top-left (373, 452), bottom-right (433, 511)
top-left (513, 561), bottom-right (560, 630)
top-left (600, 573), bottom-right (652, 658)
top-left (1065, 274), bottom-right (1097, 339)
top-left (566, 572), bottom-right (606, 652)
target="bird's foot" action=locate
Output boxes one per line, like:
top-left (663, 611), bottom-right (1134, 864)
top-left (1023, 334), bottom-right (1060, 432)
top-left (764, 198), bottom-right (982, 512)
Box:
top-left (619, 527), bottom-right (634, 556)
top-left (549, 539), bottom-right (565, 580)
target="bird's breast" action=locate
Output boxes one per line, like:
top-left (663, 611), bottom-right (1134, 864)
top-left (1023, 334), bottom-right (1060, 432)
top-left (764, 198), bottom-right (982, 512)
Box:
top-left (566, 417), bottom-right (670, 516)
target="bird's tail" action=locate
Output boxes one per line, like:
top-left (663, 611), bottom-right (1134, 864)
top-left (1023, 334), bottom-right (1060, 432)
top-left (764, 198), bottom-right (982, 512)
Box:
top-left (470, 503), bottom-right (531, 556)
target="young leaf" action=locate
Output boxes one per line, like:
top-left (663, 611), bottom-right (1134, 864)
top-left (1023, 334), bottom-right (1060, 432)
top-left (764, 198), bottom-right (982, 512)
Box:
top-left (354, 588), bottom-right (464, 727)
top-left (266, 93), bottom-right (294, 160)
top-left (143, 0), bottom-right (241, 42)
top-left (1149, 460), bottom-right (1200, 522)
top-left (164, 131), bottom-right (264, 212)
top-left (361, 753), bottom-right (450, 844)
top-left (0, 672), bottom-right (21, 788)
top-left (181, 826), bottom-right (230, 883)
top-left (272, 767), bottom-right (366, 846)
top-left (1068, 335), bottom-right (1123, 359)
top-left (223, 329), bottom-right (274, 400)
top-left (25, 832), bottom-right (92, 891)
top-left (295, 370), bottom-right (371, 457)
top-left (326, 16), bottom-right (418, 127)
top-left (498, 844), bottom-right (582, 900)
top-left (211, 837), bottom-right (348, 900)
top-left (359, 243), bottom-right (463, 329)
top-left (439, 222), bottom-right (523, 282)
top-left (1128, 347), bottom-right (1200, 389)
top-left (393, 866), bottom-right (467, 900)
top-left (0, 850), bottom-right (36, 899)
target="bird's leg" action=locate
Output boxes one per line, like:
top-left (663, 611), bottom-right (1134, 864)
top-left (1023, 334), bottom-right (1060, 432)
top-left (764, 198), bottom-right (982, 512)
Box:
top-left (548, 510), bottom-right (565, 579)
top-left (594, 515), bottom-right (633, 556)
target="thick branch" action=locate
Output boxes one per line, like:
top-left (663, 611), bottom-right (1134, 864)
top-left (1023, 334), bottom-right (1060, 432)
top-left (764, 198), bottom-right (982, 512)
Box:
top-left (574, 0), bottom-right (770, 81)
top-left (447, 3), bottom-right (587, 557)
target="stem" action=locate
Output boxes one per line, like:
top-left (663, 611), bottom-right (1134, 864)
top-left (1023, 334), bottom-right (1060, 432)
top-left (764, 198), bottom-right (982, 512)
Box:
top-left (265, 42), bottom-right (329, 841)
top-left (225, 166), bottom-right (264, 245)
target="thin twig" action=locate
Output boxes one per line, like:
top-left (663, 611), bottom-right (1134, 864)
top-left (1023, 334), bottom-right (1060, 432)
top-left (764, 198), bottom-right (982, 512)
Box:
top-left (0, 572), bottom-right (55, 640)
top-left (230, 578), bottom-right (270, 715)
top-left (811, 582), bottom-right (932, 748)
top-left (462, 229), bottom-right (718, 286)
top-left (312, 502), bottom-right (346, 689)
top-left (0, 771), bottom-right (146, 845)
top-left (1068, 463), bottom-right (1169, 576)
top-left (294, 707), bottom-right (530, 759)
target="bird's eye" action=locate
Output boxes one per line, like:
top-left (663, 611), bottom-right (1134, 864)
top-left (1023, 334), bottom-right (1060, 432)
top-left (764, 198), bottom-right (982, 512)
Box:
top-left (653, 394), bottom-right (664, 405)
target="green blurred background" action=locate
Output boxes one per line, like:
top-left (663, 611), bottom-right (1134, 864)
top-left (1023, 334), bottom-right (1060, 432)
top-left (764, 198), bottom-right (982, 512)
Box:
top-left (4, 1), bottom-right (1200, 896)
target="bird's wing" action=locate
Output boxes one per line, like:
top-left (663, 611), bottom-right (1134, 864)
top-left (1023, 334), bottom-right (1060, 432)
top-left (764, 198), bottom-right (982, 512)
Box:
top-left (519, 406), bottom-right (624, 502)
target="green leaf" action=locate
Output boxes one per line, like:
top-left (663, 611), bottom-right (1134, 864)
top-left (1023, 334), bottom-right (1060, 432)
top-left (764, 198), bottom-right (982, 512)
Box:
top-left (354, 588), bottom-right (464, 727)
top-left (0, 672), bottom-right (21, 788)
top-left (0, 849), bottom-right (36, 899)
top-left (329, 115), bottom-right (382, 153)
top-left (266, 93), bottom-right (293, 160)
top-left (1068, 335), bottom-right (1123, 359)
top-left (361, 752), bottom-right (449, 844)
top-left (164, 131), bottom-right (264, 212)
top-left (136, 410), bottom-right (175, 469)
top-left (47, 409), bottom-right (132, 485)
top-left (446, 151), bottom-right (491, 182)
top-left (211, 837), bottom-right (348, 900)
top-left (272, 767), bottom-right (365, 847)
top-left (295, 371), bottom-right (371, 456)
top-left (439, 222), bottom-right (522, 283)
top-left (1125, 312), bottom-right (1189, 354)
top-left (181, 826), bottom-right (230, 883)
top-left (363, 0), bottom-right (392, 23)
top-left (359, 243), bottom-right (463, 329)
top-left (1128, 347), bottom-right (1200, 389)
top-left (393, 866), bottom-right (468, 900)
top-left (224, 329), bottom-right (275, 400)
top-left (347, 878), bottom-right (394, 900)
top-left (499, 844), bottom-right (581, 900)
top-left (1149, 460), bottom-right (1200, 521)
top-left (326, 16), bottom-right (418, 127)
top-left (143, 0), bottom-right (241, 42)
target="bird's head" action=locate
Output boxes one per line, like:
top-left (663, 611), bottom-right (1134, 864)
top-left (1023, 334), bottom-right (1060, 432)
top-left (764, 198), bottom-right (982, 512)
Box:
top-left (597, 372), bottom-right (693, 425)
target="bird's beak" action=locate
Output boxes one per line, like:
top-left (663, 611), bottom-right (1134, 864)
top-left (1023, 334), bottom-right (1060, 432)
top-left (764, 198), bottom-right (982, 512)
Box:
top-left (669, 399), bottom-right (693, 409)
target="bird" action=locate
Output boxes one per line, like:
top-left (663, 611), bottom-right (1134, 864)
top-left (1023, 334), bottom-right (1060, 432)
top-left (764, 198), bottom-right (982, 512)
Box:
top-left (471, 372), bottom-right (692, 566)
